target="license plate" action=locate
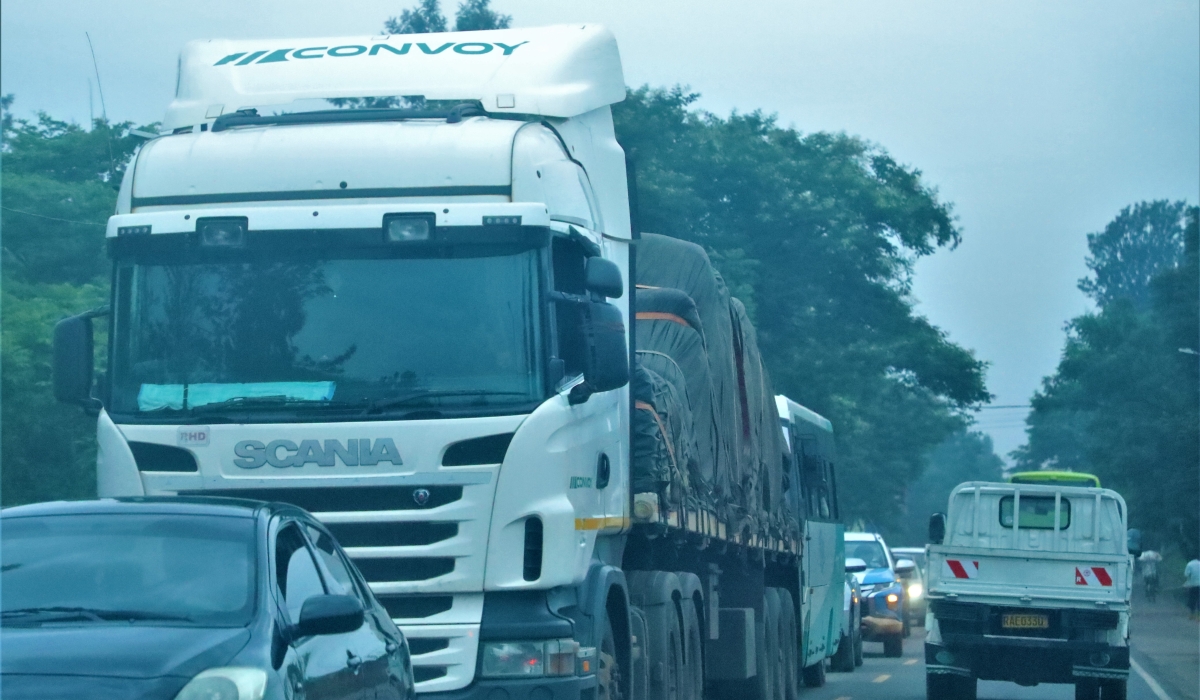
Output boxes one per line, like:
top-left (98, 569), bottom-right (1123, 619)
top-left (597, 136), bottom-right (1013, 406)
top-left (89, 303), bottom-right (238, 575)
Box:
top-left (1002, 614), bottom-right (1049, 629)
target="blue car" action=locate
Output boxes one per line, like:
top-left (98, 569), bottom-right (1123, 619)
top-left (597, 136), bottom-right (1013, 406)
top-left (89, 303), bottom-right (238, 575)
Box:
top-left (844, 532), bottom-right (916, 658)
top-left (1, 497), bottom-right (415, 700)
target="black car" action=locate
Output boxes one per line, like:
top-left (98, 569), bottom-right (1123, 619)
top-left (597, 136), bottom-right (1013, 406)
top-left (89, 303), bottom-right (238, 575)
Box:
top-left (0, 497), bottom-right (415, 700)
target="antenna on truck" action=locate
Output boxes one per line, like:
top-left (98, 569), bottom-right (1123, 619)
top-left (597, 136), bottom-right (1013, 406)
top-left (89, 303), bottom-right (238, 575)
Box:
top-left (85, 32), bottom-right (117, 178)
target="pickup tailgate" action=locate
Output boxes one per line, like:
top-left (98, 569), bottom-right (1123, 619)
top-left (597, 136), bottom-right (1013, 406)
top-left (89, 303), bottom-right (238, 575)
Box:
top-left (928, 546), bottom-right (1129, 608)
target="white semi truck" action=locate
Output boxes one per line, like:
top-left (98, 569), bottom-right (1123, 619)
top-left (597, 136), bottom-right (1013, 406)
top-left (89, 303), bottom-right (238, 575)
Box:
top-left (925, 481), bottom-right (1132, 700)
top-left (53, 25), bottom-right (846, 700)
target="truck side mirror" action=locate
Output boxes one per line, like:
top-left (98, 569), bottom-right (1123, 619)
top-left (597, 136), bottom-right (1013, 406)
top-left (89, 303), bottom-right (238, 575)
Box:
top-left (929, 513), bottom-right (947, 545)
top-left (570, 301), bottom-right (629, 404)
top-left (895, 558), bottom-right (917, 576)
top-left (53, 313), bottom-right (97, 405)
top-left (845, 557), bottom-right (867, 574)
top-left (584, 257), bottom-right (623, 299)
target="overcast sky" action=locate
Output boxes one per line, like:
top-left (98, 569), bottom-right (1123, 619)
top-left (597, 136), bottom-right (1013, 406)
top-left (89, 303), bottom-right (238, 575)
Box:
top-left (3, 0), bottom-right (1198, 461)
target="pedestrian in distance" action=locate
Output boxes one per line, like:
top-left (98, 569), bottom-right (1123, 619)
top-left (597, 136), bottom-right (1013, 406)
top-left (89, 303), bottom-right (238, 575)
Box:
top-left (1139, 549), bottom-right (1162, 602)
top-left (1184, 554), bottom-right (1200, 620)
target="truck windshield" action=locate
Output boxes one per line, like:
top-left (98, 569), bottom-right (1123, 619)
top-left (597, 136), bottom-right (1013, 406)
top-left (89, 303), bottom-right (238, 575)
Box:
top-left (848, 541), bottom-right (890, 570)
top-left (109, 236), bottom-right (543, 422)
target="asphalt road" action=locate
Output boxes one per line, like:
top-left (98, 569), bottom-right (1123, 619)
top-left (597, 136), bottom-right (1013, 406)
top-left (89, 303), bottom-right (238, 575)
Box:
top-left (804, 633), bottom-right (1178, 700)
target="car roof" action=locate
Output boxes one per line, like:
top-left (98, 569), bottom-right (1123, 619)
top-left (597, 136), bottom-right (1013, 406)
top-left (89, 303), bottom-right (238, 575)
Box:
top-left (844, 532), bottom-right (885, 543)
top-left (1, 496), bottom-right (307, 520)
top-left (891, 547), bottom-right (924, 553)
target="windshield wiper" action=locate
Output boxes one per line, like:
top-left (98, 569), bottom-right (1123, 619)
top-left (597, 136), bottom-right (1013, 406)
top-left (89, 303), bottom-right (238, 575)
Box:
top-left (1, 607), bottom-right (193, 623)
top-left (361, 389), bottom-right (528, 415)
top-left (185, 395), bottom-right (354, 414)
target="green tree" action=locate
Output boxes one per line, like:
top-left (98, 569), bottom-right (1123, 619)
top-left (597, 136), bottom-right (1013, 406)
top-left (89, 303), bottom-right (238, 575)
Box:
top-left (614, 87), bottom-right (991, 528)
top-left (1018, 205), bottom-right (1199, 553)
top-left (454, 0), bottom-right (510, 31)
top-left (1078, 199), bottom-right (1190, 310)
top-left (1, 96), bottom-right (145, 505)
top-left (385, 0), bottom-right (448, 34)
top-left (893, 431), bottom-right (1004, 545)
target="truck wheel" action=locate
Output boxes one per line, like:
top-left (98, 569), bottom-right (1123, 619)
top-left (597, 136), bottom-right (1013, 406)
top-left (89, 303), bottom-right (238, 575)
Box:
top-left (774, 588), bottom-right (800, 700)
top-left (761, 589), bottom-right (783, 697)
top-left (802, 659), bottom-right (826, 688)
top-left (883, 635), bottom-right (903, 658)
top-left (628, 572), bottom-right (685, 700)
top-left (677, 590), bottom-right (704, 700)
top-left (927, 673), bottom-right (975, 700)
top-left (830, 632), bottom-right (854, 672)
top-left (1101, 679), bottom-right (1127, 700)
top-left (853, 625), bottom-right (864, 667)
top-left (1075, 680), bottom-right (1101, 700)
top-left (599, 610), bottom-right (626, 700)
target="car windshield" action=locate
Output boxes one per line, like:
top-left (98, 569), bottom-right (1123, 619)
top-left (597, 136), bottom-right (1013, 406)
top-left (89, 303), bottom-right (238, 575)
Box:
top-left (1, 513), bottom-right (257, 626)
top-left (849, 541), bottom-right (890, 569)
top-left (109, 234), bottom-right (543, 422)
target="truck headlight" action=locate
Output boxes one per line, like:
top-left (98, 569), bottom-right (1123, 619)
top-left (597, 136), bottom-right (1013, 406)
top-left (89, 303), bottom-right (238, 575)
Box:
top-left (886, 593), bottom-right (900, 610)
top-left (908, 583), bottom-right (923, 599)
top-left (480, 639), bottom-right (580, 678)
top-left (174, 668), bottom-right (266, 700)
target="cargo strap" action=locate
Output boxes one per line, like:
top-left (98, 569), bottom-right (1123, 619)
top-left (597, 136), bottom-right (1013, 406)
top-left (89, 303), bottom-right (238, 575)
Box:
top-left (636, 311), bottom-right (693, 329)
top-left (635, 400), bottom-right (679, 474)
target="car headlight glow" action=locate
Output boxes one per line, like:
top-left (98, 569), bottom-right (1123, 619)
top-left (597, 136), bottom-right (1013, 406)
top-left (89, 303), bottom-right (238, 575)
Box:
top-left (886, 593), bottom-right (900, 610)
top-left (174, 668), bottom-right (267, 700)
top-left (908, 583), bottom-right (923, 599)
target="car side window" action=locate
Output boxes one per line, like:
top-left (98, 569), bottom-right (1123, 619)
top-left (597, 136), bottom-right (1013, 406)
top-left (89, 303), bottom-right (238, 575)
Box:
top-left (275, 523), bottom-right (326, 624)
top-left (303, 524), bottom-right (359, 599)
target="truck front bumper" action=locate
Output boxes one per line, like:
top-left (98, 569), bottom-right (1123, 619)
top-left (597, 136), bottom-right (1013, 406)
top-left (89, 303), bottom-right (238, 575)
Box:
top-left (419, 674), bottom-right (597, 700)
top-left (926, 638), bottom-right (1129, 685)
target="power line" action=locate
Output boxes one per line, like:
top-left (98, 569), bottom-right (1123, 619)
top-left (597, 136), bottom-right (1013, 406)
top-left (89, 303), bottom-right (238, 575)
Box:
top-left (1, 206), bottom-right (106, 227)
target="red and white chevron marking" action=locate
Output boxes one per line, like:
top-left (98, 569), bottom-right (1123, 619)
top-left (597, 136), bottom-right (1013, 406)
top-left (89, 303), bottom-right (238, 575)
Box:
top-left (943, 559), bottom-right (979, 579)
top-left (1074, 566), bottom-right (1113, 586)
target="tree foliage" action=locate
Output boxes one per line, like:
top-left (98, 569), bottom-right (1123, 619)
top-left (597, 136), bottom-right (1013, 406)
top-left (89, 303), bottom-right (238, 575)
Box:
top-left (384, 0), bottom-right (509, 35)
top-left (614, 87), bottom-right (991, 528)
top-left (1017, 205), bottom-right (1198, 552)
top-left (1078, 200), bottom-right (1190, 310)
top-left (893, 431), bottom-right (1004, 545)
top-left (1, 97), bottom-right (145, 505)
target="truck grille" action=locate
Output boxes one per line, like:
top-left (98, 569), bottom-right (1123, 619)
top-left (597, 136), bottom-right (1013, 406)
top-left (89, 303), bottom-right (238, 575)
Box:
top-left (184, 485), bottom-right (463, 511)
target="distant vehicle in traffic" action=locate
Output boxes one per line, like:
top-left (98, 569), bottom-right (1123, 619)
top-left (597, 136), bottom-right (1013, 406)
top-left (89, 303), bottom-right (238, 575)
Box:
top-left (844, 532), bottom-right (916, 657)
top-left (0, 498), bottom-right (415, 700)
top-left (925, 481), bottom-right (1131, 700)
top-left (892, 546), bottom-right (929, 628)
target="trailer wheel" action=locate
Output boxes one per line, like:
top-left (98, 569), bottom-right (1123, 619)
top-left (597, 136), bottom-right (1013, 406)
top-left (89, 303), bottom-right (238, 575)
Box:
top-left (761, 588), bottom-right (783, 697)
top-left (774, 588), bottom-right (800, 700)
top-left (677, 589), bottom-right (704, 700)
top-left (883, 634), bottom-right (903, 658)
top-left (1101, 679), bottom-right (1127, 700)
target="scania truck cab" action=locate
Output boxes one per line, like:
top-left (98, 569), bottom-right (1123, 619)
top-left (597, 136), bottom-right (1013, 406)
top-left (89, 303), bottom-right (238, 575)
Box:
top-left (54, 25), bottom-right (847, 700)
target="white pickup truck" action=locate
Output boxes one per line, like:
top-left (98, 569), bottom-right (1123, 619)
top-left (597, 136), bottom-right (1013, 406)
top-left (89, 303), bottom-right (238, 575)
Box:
top-left (924, 481), bottom-right (1131, 700)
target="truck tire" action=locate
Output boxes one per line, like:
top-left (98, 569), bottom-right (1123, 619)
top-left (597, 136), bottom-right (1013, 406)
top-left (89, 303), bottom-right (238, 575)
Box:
top-left (1101, 679), bottom-right (1127, 700)
top-left (629, 607), bottom-right (649, 700)
top-left (600, 609), bottom-right (626, 700)
top-left (1075, 680), bottom-right (1101, 700)
top-left (830, 632), bottom-right (855, 672)
top-left (676, 580), bottom-right (704, 700)
top-left (927, 673), bottom-right (976, 700)
top-left (774, 588), bottom-right (800, 700)
top-left (853, 623), bottom-right (864, 667)
top-left (628, 572), bottom-right (685, 700)
top-left (883, 634), bottom-right (903, 658)
top-left (761, 588), bottom-right (783, 698)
